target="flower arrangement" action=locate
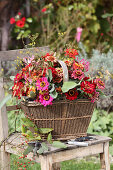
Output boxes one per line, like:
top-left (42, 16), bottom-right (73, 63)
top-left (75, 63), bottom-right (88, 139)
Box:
top-left (12, 48), bottom-right (105, 106)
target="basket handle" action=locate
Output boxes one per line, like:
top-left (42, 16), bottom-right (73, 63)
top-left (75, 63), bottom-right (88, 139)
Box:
top-left (58, 60), bottom-right (69, 82)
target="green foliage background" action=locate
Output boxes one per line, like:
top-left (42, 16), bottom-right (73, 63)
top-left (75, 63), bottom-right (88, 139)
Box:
top-left (10, 0), bottom-right (113, 53)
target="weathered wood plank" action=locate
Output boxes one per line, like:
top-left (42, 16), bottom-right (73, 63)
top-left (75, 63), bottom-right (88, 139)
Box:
top-left (52, 143), bottom-right (104, 163)
top-left (5, 133), bottom-right (111, 155)
top-left (0, 61), bottom-right (10, 170)
top-left (0, 46), bottom-right (49, 61)
top-left (100, 142), bottom-right (110, 170)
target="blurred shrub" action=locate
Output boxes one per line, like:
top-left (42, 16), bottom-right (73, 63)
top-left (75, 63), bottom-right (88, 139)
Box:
top-left (9, 0), bottom-right (113, 52)
top-left (78, 42), bottom-right (113, 111)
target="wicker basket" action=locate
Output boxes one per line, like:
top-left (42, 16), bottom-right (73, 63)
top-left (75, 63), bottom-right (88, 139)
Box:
top-left (20, 99), bottom-right (95, 140)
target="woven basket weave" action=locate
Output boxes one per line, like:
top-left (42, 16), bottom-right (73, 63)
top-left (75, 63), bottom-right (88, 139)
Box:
top-left (21, 99), bottom-right (95, 140)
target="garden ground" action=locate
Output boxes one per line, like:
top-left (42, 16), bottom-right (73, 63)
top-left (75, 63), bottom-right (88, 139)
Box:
top-left (11, 154), bottom-right (113, 170)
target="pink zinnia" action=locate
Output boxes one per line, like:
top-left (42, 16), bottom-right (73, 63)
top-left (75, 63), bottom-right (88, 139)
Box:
top-left (39, 93), bottom-right (53, 106)
top-left (94, 78), bottom-right (105, 90)
top-left (91, 91), bottom-right (99, 103)
top-left (71, 69), bottom-right (84, 80)
top-left (36, 77), bottom-right (49, 91)
top-left (80, 59), bottom-right (89, 72)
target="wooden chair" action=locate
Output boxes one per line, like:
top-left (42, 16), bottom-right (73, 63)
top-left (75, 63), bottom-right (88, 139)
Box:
top-left (0, 48), bottom-right (112, 170)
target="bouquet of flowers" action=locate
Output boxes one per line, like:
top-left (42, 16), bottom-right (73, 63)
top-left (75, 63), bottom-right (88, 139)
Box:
top-left (12, 48), bottom-right (105, 106)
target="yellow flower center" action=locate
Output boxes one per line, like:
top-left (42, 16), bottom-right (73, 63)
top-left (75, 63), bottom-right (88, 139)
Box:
top-left (69, 89), bottom-right (75, 96)
top-left (44, 95), bottom-right (50, 101)
top-left (40, 82), bottom-right (46, 87)
top-left (76, 71), bottom-right (82, 76)
top-left (99, 80), bottom-right (104, 86)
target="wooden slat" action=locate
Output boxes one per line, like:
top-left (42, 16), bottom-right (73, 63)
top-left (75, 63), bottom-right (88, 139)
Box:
top-left (0, 46), bottom-right (49, 61)
top-left (0, 61), bottom-right (10, 170)
top-left (6, 105), bottom-right (20, 111)
top-left (52, 143), bottom-right (104, 163)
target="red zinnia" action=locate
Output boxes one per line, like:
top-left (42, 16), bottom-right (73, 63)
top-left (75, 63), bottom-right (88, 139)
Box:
top-left (10, 17), bottom-right (15, 24)
top-left (65, 88), bottom-right (78, 100)
top-left (16, 20), bottom-right (25, 28)
top-left (65, 48), bottom-right (78, 59)
top-left (21, 17), bottom-right (26, 22)
top-left (41, 8), bottom-right (47, 13)
top-left (18, 12), bottom-right (21, 16)
top-left (81, 80), bottom-right (96, 94)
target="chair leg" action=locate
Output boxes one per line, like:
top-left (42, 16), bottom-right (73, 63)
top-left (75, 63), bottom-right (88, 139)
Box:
top-left (40, 155), bottom-right (53, 170)
top-left (53, 163), bottom-right (61, 170)
top-left (100, 142), bottom-right (110, 170)
top-left (0, 145), bottom-right (10, 170)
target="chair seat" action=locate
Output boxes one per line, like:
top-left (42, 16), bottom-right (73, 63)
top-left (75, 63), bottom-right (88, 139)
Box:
top-left (4, 132), bottom-right (111, 163)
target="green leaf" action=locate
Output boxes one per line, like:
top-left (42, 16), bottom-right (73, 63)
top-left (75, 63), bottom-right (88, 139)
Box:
top-left (21, 118), bottom-right (35, 127)
top-left (0, 94), bottom-right (12, 109)
top-left (50, 90), bottom-right (58, 99)
top-left (9, 85), bottom-right (13, 90)
top-left (37, 147), bottom-right (44, 154)
top-left (39, 128), bottom-right (53, 134)
top-left (21, 125), bottom-right (27, 133)
top-left (34, 127), bottom-right (38, 132)
top-left (27, 130), bottom-right (33, 138)
top-left (23, 145), bottom-right (34, 156)
top-left (49, 84), bottom-right (55, 93)
top-left (14, 28), bottom-right (20, 33)
top-left (34, 136), bottom-right (41, 140)
top-left (30, 91), bottom-right (36, 98)
top-left (102, 13), bottom-right (113, 18)
top-left (26, 18), bottom-right (33, 23)
top-left (61, 81), bottom-right (78, 93)
top-left (96, 89), bottom-right (106, 97)
top-left (10, 76), bottom-right (15, 81)
top-left (17, 32), bottom-right (23, 40)
top-left (52, 141), bottom-right (67, 148)
top-left (47, 133), bottom-right (52, 144)
top-left (28, 136), bottom-right (41, 141)
top-left (24, 23), bottom-right (29, 28)
top-left (38, 142), bottom-right (48, 154)
top-left (48, 69), bottom-right (53, 82)
top-left (41, 142), bottom-right (48, 151)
